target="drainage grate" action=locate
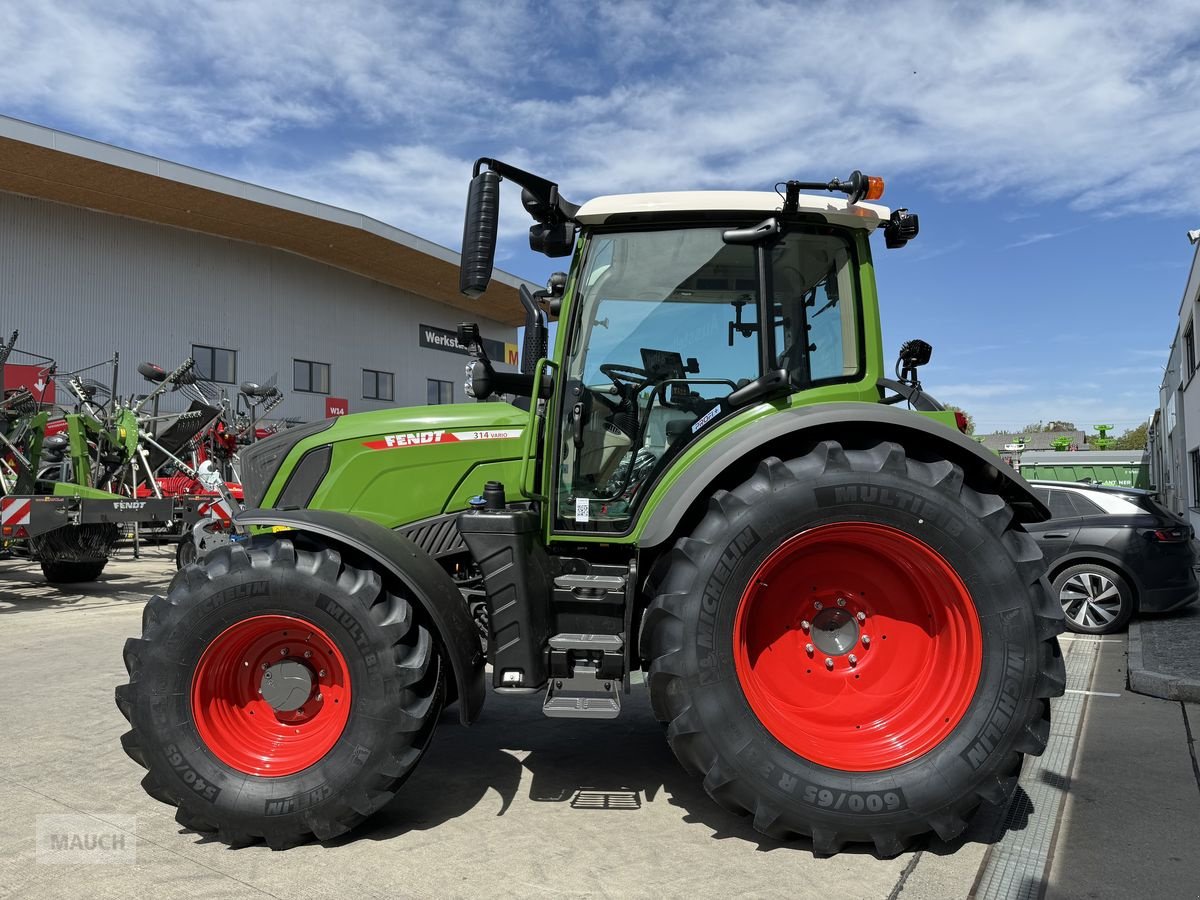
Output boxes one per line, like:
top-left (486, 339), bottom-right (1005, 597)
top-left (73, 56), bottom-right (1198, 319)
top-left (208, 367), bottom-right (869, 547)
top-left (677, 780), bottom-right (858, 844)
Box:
top-left (570, 789), bottom-right (641, 810)
top-left (971, 636), bottom-right (1100, 900)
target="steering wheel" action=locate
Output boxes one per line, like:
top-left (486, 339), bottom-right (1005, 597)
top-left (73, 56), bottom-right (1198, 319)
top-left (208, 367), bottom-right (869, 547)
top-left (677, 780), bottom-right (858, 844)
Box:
top-left (598, 363), bottom-right (652, 392)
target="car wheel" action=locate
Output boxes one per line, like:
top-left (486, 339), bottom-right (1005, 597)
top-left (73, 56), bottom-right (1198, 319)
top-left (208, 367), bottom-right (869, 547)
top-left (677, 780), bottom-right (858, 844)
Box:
top-left (1052, 563), bottom-right (1134, 635)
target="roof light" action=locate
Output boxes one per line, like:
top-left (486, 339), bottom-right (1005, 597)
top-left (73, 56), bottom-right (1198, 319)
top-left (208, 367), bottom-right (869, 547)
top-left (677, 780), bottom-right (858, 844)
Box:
top-left (864, 176), bottom-right (885, 201)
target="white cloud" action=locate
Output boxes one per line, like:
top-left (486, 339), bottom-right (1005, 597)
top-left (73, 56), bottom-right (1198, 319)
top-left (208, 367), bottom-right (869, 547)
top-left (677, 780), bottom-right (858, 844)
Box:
top-left (3, 0), bottom-right (1200, 250)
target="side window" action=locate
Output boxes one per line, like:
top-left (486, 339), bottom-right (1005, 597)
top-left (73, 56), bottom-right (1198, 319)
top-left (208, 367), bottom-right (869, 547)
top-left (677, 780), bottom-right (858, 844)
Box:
top-left (1045, 489), bottom-right (1079, 519)
top-left (772, 233), bottom-right (859, 386)
top-left (558, 228), bottom-right (761, 531)
top-left (1065, 491), bottom-right (1105, 516)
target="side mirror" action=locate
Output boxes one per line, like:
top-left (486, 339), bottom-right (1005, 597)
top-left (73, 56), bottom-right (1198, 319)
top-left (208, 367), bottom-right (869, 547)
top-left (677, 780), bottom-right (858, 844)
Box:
top-left (460, 170), bottom-right (501, 297)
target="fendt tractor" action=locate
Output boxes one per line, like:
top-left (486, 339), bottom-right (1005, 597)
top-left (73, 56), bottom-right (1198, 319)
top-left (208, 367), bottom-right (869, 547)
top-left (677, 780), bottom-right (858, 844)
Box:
top-left (117, 161), bottom-right (1065, 856)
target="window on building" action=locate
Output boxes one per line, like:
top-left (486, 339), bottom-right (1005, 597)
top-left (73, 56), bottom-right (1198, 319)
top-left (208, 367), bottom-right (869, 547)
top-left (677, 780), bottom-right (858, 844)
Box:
top-left (427, 379), bottom-right (453, 405)
top-left (192, 344), bottom-right (236, 384)
top-left (1187, 319), bottom-right (1196, 378)
top-left (294, 359), bottom-right (331, 394)
top-left (1191, 449), bottom-right (1200, 507)
top-left (362, 369), bottom-right (394, 401)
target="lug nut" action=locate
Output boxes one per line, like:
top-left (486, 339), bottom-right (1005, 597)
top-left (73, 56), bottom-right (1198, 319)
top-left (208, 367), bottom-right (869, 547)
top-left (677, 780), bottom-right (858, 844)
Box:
top-left (261, 662), bottom-right (268, 670)
top-left (805, 643), bottom-right (815, 655)
top-left (800, 619), bottom-right (811, 631)
top-left (848, 654), bottom-right (858, 666)
top-left (304, 650), bottom-right (312, 658)
top-left (814, 601), bottom-right (824, 611)
top-left (836, 597), bottom-right (847, 607)
top-left (824, 657), bottom-right (834, 670)
top-left (318, 669), bottom-right (327, 679)
top-left (280, 648), bottom-right (289, 656)
top-left (856, 611), bottom-right (866, 622)
top-left (861, 635), bottom-right (871, 647)
top-left (316, 693), bottom-right (323, 702)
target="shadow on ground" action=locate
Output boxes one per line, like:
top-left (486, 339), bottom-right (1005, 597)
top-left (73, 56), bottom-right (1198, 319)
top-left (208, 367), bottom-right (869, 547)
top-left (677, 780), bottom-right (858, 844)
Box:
top-left (0, 555), bottom-right (172, 614)
top-left (327, 684), bottom-right (1037, 857)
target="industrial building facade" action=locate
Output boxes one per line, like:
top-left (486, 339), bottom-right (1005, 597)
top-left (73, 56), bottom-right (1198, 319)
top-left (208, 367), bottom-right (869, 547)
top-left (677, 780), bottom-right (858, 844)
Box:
top-left (0, 116), bottom-right (524, 423)
top-left (1148, 232), bottom-right (1200, 526)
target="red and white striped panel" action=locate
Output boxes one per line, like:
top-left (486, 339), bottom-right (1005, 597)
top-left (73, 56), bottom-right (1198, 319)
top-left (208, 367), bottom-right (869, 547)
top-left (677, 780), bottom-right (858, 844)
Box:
top-left (1, 498), bottom-right (32, 527)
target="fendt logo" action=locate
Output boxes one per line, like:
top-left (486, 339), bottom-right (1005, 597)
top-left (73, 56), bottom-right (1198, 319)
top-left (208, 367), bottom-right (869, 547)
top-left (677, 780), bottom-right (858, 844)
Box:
top-left (361, 428), bottom-right (522, 451)
top-left (363, 430), bottom-right (453, 450)
top-left (113, 501), bottom-right (146, 511)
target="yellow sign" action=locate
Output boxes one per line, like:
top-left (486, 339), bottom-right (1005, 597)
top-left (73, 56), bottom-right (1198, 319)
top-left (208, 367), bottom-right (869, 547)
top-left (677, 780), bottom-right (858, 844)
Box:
top-left (505, 342), bottom-right (520, 366)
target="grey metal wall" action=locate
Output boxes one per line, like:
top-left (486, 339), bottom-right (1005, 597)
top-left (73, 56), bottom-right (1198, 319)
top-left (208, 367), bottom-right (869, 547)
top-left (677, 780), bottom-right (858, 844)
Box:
top-left (0, 191), bottom-right (517, 422)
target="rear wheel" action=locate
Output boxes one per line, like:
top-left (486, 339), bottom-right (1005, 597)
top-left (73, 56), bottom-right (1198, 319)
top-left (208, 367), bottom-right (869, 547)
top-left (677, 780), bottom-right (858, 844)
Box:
top-left (641, 440), bottom-right (1065, 856)
top-left (1052, 563), bottom-right (1133, 634)
top-left (116, 539), bottom-right (442, 848)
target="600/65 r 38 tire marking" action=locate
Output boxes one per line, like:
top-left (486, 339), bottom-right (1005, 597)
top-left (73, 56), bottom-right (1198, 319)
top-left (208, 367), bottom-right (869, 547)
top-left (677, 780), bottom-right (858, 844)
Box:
top-left (116, 539), bottom-right (443, 849)
top-left (641, 440), bottom-right (1065, 857)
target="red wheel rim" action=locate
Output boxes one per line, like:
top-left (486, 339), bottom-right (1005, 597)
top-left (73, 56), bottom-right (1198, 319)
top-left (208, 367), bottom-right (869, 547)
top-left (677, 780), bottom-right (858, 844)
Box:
top-left (191, 614), bottom-right (351, 776)
top-left (734, 522), bottom-right (982, 771)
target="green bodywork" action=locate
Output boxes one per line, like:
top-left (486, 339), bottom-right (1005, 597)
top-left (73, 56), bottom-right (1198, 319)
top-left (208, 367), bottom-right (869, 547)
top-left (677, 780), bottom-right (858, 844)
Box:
top-left (252, 224), bottom-right (959, 545)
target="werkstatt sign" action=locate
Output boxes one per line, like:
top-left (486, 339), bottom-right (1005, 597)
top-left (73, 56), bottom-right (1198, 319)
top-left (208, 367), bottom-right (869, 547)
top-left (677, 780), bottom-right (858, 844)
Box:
top-left (326, 397), bottom-right (349, 418)
top-left (419, 324), bottom-right (519, 367)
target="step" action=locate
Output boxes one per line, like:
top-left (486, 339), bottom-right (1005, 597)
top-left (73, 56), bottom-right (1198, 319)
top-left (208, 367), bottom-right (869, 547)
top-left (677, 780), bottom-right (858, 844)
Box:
top-left (548, 633), bottom-right (624, 652)
top-left (542, 664), bottom-right (622, 719)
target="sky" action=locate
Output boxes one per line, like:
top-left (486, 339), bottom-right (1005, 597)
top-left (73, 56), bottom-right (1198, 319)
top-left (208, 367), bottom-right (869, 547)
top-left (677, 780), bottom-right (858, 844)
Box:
top-left (2, 0), bottom-right (1198, 435)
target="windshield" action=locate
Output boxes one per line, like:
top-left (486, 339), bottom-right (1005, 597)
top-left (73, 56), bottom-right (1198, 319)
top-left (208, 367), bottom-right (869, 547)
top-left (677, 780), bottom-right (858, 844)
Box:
top-left (556, 225), bottom-right (859, 532)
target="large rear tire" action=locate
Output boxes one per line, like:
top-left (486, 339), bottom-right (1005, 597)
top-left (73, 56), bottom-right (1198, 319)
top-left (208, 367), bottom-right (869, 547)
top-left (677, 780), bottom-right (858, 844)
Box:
top-left (641, 440), bottom-right (1065, 856)
top-left (116, 539), bottom-right (442, 849)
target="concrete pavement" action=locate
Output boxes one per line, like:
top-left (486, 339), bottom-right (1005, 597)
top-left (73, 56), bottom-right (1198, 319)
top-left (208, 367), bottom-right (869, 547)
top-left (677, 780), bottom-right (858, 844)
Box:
top-left (0, 552), bottom-right (1196, 899)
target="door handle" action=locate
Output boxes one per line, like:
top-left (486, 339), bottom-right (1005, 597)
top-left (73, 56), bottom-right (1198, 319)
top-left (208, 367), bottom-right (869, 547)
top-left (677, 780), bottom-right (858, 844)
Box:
top-left (1041, 532), bottom-right (1071, 539)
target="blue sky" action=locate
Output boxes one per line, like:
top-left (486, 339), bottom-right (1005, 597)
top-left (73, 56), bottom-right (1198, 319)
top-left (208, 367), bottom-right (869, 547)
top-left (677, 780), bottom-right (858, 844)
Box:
top-left (3, 0), bottom-right (1198, 434)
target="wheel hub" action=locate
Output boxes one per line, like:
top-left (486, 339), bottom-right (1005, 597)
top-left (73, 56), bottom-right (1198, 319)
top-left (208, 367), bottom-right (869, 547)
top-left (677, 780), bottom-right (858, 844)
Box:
top-left (734, 522), bottom-right (983, 771)
top-left (191, 614), bottom-right (351, 776)
top-left (260, 659), bottom-right (314, 712)
top-left (810, 606), bottom-right (860, 656)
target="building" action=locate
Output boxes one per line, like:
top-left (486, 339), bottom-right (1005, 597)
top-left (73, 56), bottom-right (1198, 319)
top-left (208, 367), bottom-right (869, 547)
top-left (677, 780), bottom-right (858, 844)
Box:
top-left (0, 115), bottom-right (526, 424)
top-left (1149, 232), bottom-right (1200, 523)
top-left (978, 429), bottom-right (1088, 469)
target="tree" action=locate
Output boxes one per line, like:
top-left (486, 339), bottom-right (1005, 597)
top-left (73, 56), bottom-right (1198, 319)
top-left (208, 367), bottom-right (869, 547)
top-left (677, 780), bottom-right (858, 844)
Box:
top-left (945, 405), bottom-right (975, 435)
top-left (1113, 422), bottom-right (1148, 451)
top-left (1021, 420), bottom-right (1077, 433)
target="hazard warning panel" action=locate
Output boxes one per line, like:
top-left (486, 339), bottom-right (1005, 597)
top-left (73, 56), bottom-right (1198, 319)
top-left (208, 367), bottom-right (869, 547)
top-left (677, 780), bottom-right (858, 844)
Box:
top-left (2, 363), bottom-right (55, 404)
top-left (1, 497), bottom-right (32, 530)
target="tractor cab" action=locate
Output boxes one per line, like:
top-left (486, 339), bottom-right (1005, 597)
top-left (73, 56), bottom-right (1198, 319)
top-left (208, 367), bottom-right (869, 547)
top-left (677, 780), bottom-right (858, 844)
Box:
top-left (458, 160), bottom-right (920, 535)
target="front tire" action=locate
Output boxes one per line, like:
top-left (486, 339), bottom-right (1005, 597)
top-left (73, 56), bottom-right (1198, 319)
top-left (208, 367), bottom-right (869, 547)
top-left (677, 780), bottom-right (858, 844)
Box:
top-left (116, 539), bottom-right (442, 849)
top-left (641, 441), bottom-right (1065, 856)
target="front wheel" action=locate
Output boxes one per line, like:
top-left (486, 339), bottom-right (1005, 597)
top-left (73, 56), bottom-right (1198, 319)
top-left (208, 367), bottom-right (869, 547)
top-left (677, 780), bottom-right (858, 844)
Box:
top-left (641, 441), bottom-right (1065, 856)
top-left (116, 539), bottom-right (443, 848)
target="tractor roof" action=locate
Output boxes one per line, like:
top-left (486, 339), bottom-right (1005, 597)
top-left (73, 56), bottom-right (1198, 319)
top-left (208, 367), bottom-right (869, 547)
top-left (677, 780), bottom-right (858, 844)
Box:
top-left (575, 191), bottom-right (890, 230)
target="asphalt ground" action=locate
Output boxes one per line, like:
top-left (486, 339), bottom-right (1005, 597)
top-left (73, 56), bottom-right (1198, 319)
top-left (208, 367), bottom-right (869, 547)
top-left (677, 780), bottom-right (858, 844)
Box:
top-left (1, 551), bottom-right (1197, 900)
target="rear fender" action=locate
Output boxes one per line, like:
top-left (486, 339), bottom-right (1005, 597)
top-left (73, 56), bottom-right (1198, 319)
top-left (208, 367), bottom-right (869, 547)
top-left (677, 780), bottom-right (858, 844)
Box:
top-left (638, 401), bottom-right (1051, 549)
top-left (235, 508), bottom-right (485, 725)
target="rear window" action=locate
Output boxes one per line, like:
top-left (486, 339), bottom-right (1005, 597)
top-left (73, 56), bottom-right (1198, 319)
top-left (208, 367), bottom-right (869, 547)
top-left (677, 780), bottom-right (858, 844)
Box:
top-left (1044, 489), bottom-right (1079, 519)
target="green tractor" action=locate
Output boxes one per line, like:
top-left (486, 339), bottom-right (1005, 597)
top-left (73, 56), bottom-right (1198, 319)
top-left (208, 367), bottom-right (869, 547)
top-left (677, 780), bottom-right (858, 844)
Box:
top-left (117, 162), bottom-right (1064, 856)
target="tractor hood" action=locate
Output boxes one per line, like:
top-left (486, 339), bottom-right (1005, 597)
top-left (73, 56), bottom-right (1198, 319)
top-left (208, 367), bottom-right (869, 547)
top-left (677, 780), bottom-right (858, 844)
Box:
top-left (242, 402), bottom-right (529, 528)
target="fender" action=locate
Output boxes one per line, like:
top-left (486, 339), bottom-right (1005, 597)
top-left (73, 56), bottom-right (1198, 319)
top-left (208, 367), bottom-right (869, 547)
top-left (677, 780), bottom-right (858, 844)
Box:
top-left (638, 401), bottom-right (1051, 548)
top-left (236, 508), bottom-right (485, 725)
top-left (1043, 548), bottom-right (1144, 601)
